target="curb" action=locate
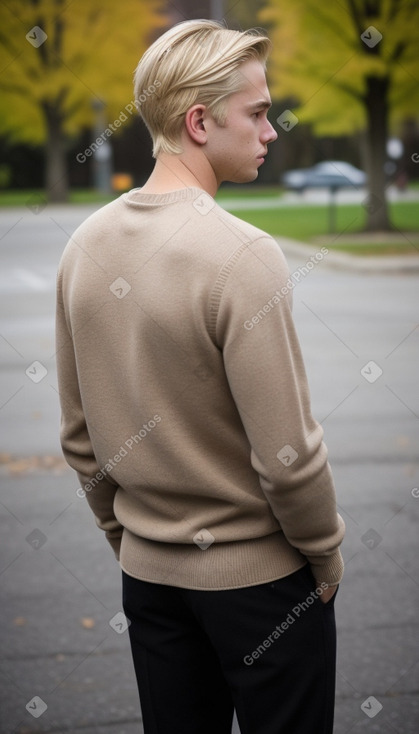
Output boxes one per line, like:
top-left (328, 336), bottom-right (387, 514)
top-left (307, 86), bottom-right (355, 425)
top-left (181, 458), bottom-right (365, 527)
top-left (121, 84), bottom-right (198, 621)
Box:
top-left (275, 236), bottom-right (419, 274)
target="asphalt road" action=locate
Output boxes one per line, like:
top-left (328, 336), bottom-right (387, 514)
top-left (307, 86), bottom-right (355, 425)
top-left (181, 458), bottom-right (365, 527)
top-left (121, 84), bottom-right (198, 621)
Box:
top-left (0, 201), bottom-right (418, 733)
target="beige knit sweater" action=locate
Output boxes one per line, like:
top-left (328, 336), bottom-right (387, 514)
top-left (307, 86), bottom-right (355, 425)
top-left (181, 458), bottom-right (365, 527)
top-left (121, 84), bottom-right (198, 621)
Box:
top-left (56, 187), bottom-right (345, 590)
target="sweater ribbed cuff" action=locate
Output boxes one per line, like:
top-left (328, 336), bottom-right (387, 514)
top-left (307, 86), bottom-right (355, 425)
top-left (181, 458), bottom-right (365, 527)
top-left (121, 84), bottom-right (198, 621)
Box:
top-left (307, 549), bottom-right (344, 587)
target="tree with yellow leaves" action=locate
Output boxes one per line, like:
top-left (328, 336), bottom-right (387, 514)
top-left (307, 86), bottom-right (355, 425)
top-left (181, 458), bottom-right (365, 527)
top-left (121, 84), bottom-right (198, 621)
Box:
top-left (0, 0), bottom-right (166, 201)
top-left (261, 0), bottom-right (419, 231)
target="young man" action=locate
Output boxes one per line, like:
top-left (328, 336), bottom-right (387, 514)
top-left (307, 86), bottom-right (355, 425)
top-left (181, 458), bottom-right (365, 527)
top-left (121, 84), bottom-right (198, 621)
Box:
top-left (56, 19), bottom-right (345, 734)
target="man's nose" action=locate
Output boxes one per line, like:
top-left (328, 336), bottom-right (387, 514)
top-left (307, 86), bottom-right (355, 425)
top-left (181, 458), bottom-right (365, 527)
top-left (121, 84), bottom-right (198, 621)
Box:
top-left (263, 119), bottom-right (278, 144)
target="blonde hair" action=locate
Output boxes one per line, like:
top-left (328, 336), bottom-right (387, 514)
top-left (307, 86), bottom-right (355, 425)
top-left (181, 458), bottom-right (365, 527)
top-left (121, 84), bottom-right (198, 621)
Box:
top-left (133, 19), bottom-right (271, 157)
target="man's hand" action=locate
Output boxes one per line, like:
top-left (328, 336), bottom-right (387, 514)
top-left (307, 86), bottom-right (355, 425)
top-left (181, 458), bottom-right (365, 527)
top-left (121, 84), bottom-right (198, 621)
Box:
top-left (320, 585), bottom-right (338, 604)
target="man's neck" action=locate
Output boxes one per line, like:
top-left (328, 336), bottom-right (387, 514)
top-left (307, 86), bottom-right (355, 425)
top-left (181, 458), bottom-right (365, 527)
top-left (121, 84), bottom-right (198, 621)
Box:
top-left (140, 153), bottom-right (218, 197)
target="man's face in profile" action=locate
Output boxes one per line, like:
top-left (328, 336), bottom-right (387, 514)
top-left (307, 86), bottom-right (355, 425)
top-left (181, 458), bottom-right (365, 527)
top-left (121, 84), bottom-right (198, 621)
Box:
top-left (203, 59), bottom-right (278, 185)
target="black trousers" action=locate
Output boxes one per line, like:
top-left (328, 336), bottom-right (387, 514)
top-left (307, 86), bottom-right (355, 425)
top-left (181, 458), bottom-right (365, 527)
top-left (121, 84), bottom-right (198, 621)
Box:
top-left (122, 565), bottom-right (338, 734)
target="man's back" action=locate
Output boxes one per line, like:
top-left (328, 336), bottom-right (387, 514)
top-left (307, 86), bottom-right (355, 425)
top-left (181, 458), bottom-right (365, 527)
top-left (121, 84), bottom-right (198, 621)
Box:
top-left (57, 186), bottom-right (336, 588)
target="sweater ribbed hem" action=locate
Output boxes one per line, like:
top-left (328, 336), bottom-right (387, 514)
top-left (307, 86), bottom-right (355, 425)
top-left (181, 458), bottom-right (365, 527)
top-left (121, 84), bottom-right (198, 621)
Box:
top-left (119, 530), bottom-right (307, 590)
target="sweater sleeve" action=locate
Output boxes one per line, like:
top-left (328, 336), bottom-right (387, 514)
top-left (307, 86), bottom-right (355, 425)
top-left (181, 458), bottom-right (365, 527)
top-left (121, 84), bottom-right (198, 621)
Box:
top-left (55, 271), bottom-right (123, 559)
top-left (213, 236), bottom-right (345, 587)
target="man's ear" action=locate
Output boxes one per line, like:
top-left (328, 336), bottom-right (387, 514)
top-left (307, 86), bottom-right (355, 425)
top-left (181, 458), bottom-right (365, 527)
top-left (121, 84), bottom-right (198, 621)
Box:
top-left (184, 104), bottom-right (208, 146)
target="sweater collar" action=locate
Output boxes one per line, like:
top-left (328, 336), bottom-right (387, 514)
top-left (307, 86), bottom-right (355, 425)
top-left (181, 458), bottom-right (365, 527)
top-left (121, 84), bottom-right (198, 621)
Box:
top-left (122, 186), bottom-right (209, 208)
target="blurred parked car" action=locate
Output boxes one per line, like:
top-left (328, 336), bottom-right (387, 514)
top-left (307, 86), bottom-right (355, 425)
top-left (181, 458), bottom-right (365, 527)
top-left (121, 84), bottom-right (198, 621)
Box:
top-left (281, 160), bottom-right (367, 192)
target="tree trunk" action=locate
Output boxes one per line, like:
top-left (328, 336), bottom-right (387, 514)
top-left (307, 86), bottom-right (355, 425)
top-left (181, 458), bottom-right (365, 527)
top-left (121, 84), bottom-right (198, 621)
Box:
top-left (363, 74), bottom-right (391, 231)
top-left (43, 102), bottom-right (69, 203)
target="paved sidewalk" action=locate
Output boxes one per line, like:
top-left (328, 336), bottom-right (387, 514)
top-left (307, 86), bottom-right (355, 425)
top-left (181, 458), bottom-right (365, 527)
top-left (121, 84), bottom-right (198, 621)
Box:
top-left (1, 462), bottom-right (418, 733)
